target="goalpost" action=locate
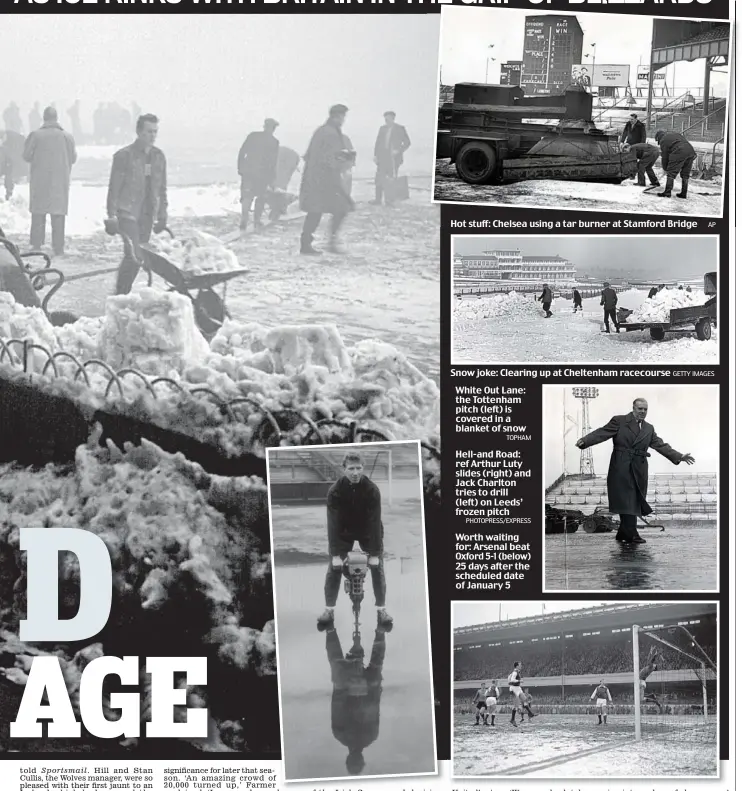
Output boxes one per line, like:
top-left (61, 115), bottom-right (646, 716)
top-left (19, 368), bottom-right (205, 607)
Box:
top-left (632, 623), bottom-right (717, 744)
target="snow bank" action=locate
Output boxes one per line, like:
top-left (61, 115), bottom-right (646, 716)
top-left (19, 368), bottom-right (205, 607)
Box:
top-left (626, 288), bottom-right (708, 323)
top-left (150, 230), bottom-right (241, 275)
top-left (0, 289), bottom-right (440, 455)
top-left (0, 193), bottom-right (32, 237)
top-left (0, 434), bottom-right (274, 752)
top-left (454, 291), bottom-right (543, 322)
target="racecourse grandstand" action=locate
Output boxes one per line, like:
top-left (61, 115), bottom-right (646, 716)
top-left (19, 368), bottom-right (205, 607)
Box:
top-left (454, 602), bottom-right (717, 714)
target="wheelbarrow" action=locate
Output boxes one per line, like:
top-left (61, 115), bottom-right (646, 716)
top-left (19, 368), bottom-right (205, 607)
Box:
top-left (120, 229), bottom-right (250, 341)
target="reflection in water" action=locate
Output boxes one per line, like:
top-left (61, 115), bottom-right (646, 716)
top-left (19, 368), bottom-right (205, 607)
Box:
top-left (545, 525), bottom-right (717, 591)
top-left (326, 626), bottom-right (389, 776)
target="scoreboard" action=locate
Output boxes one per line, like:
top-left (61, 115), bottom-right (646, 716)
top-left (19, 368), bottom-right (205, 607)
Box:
top-left (522, 15), bottom-right (584, 95)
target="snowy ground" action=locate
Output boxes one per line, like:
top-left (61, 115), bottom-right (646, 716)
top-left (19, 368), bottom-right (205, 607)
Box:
top-left (452, 712), bottom-right (717, 777)
top-left (1, 178), bottom-right (440, 381)
top-left (434, 160), bottom-right (724, 217)
top-left (453, 288), bottom-right (718, 364)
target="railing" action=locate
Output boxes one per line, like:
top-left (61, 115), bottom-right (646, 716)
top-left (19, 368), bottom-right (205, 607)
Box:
top-left (0, 337), bottom-right (442, 461)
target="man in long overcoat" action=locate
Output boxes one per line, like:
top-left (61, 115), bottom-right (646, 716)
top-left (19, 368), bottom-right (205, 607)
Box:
top-left (655, 130), bottom-right (696, 200)
top-left (576, 398), bottom-right (695, 543)
top-left (23, 107), bottom-right (77, 256)
top-left (299, 104), bottom-right (355, 255)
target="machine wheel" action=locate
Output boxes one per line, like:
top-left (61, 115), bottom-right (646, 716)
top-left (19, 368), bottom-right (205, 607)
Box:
top-left (649, 327), bottom-right (665, 341)
top-left (456, 141), bottom-right (498, 185)
top-left (695, 318), bottom-right (712, 341)
top-left (583, 516), bottom-right (597, 533)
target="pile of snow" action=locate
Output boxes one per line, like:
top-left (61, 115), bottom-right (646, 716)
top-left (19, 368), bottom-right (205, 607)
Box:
top-left (98, 288), bottom-right (210, 373)
top-left (0, 289), bottom-right (439, 454)
top-left (0, 194), bottom-right (32, 237)
top-left (149, 230), bottom-right (241, 275)
top-left (626, 288), bottom-right (708, 324)
top-left (454, 291), bottom-right (543, 322)
top-left (0, 291), bottom-right (59, 370)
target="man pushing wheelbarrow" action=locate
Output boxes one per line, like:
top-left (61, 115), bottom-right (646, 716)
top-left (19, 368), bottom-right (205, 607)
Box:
top-left (104, 112), bottom-right (168, 295)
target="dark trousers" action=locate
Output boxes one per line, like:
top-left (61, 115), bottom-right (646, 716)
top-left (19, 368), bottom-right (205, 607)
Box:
top-left (30, 214), bottom-right (66, 255)
top-left (301, 211), bottom-right (347, 246)
top-left (637, 153), bottom-right (659, 186)
top-left (324, 557), bottom-right (386, 608)
top-left (604, 307), bottom-right (619, 332)
top-left (616, 514), bottom-right (640, 542)
top-left (375, 156), bottom-right (396, 204)
top-left (241, 180), bottom-right (269, 228)
top-left (542, 300), bottom-right (552, 316)
top-left (573, 301), bottom-right (582, 312)
top-left (665, 154), bottom-right (695, 180)
top-left (115, 214), bottom-right (153, 295)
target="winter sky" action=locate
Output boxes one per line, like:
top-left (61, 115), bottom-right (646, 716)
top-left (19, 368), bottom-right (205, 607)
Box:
top-left (543, 384), bottom-right (719, 484)
top-left (453, 236), bottom-right (718, 280)
top-left (2, 16), bottom-right (440, 166)
top-left (439, 7), bottom-right (730, 97)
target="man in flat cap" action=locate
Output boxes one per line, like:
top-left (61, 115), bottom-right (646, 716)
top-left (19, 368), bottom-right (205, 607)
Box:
top-left (237, 118), bottom-right (280, 232)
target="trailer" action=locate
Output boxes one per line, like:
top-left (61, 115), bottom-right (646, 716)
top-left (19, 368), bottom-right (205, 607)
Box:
top-left (618, 273), bottom-right (717, 342)
top-left (437, 83), bottom-right (637, 186)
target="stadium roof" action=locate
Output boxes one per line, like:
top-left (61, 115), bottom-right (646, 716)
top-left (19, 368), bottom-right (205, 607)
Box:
top-left (454, 602), bottom-right (716, 645)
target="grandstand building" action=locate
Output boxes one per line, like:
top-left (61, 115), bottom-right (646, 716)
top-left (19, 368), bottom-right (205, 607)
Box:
top-left (458, 249), bottom-right (577, 286)
top-left (454, 602), bottom-right (716, 707)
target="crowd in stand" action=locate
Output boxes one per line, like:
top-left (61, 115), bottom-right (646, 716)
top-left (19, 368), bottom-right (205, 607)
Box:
top-left (454, 626), bottom-right (716, 682)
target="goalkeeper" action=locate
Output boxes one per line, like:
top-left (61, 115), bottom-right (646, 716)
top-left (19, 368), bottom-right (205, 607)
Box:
top-left (639, 645), bottom-right (663, 711)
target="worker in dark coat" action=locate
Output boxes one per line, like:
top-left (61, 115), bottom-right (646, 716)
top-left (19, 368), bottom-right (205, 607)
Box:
top-left (572, 288), bottom-right (582, 312)
top-left (600, 281), bottom-right (619, 334)
top-left (629, 142), bottom-right (660, 188)
top-left (576, 398), bottom-right (695, 543)
top-left (23, 107), bottom-right (77, 257)
top-left (620, 114), bottom-right (647, 146)
top-left (317, 452), bottom-right (393, 632)
top-left (371, 111), bottom-right (411, 206)
top-left (655, 130), bottom-right (696, 199)
top-left (326, 627), bottom-right (387, 776)
top-left (237, 118), bottom-right (280, 232)
top-left (299, 104), bottom-right (355, 255)
top-left (538, 283), bottom-right (553, 318)
top-left (105, 113), bottom-right (168, 294)
top-left (648, 286), bottom-right (659, 299)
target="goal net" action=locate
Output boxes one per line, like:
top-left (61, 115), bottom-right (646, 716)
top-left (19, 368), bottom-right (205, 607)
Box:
top-left (632, 623), bottom-right (717, 745)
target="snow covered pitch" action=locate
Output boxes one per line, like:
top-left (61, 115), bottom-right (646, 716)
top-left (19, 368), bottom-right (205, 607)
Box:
top-left (452, 711), bottom-right (717, 777)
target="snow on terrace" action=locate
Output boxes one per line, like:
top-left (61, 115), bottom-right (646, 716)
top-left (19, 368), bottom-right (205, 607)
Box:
top-left (434, 161), bottom-right (724, 218)
top-left (453, 289), bottom-right (718, 365)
